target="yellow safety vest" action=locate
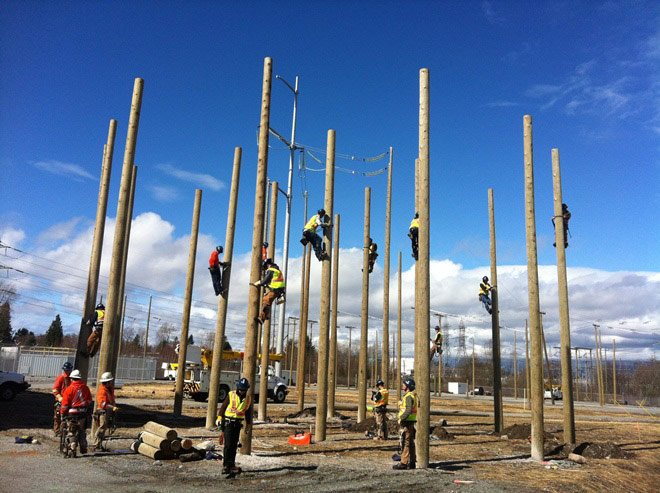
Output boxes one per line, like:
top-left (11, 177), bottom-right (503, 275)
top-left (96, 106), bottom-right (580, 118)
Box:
top-left (95, 310), bottom-right (105, 327)
top-left (224, 391), bottom-right (251, 420)
top-left (267, 267), bottom-right (285, 289)
top-left (375, 388), bottom-right (389, 407)
top-left (479, 282), bottom-right (491, 296)
top-left (398, 391), bottom-right (418, 422)
top-left (434, 332), bottom-right (443, 345)
top-left (304, 214), bottom-right (320, 232)
top-left (410, 218), bottom-right (419, 229)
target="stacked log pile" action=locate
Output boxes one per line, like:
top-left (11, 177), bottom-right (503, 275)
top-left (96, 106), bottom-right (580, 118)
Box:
top-left (131, 421), bottom-right (195, 460)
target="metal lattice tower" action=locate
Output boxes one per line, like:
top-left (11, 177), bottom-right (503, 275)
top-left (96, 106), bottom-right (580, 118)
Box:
top-left (458, 319), bottom-right (466, 356)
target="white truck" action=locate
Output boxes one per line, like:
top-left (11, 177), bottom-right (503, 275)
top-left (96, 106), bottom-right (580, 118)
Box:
top-left (179, 346), bottom-right (288, 403)
top-left (0, 371), bottom-right (31, 401)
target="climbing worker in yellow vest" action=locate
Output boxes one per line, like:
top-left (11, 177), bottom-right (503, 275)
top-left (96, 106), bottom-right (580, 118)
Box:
top-left (250, 259), bottom-right (286, 325)
top-left (408, 213), bottom-right (419, 260)
top-left (371, 379), bottom-right (389, 440)
top-left (367, 238), bottom-right (379, 274)
top-left (218, 378), bottom-right (253, 475)
top-left (479, 276), bottom-right (493, 314)
top-left (552, 203), bottom-right (571, 248)
top-left (429, 325), bottom-right (443, 360)
top-left (300, 208), bottom-right (331, 261)
top-left (393, 378), bottom-right (418, 470)
top-left (85, 303), bottom-right (105, 357)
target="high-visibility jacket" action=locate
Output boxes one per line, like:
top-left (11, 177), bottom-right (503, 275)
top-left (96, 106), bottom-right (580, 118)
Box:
top-left (398, 391), bottom-right (418, 422)
top-left (433, 332), bottom-right (443, 346)
top-left (224, 391), bottom-right (252, 420)
top-left (374, 388), bottom-right (389, 407)
top-left (209, 250), bottom-right (219, 268)
top-left (304, 214), bottom-right (321, 232)
top-left (60, 380), bottom-right (92, 415)
top-left (52, 372), bottom-right (71, 398)
top-left (94, 309), bottom-right (105, 328)
top-left (410, 218), bottom-right (419, 229)
top-left (96, 384), bottom-right (115, 410)
top-left (267, 267), bottom-right (285, 290)
top-left (479, 282), bottom-right (491, 296)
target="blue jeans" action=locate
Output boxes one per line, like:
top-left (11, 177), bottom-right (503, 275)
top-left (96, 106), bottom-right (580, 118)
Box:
top-left (480, 294), bottom-right (492, 313)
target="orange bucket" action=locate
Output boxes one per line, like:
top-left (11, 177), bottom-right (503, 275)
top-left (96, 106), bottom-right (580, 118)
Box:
top-left (288, 432), bottom-right (311, 445)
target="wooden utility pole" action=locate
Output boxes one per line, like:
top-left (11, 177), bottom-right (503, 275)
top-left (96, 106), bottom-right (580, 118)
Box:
top-left (112, 164), bottom-right (137, 375)
top-left (594, 324), bottom-right (604, 406)
top-left (525, 320), bottom-right (530, 404)
top-left (205, 147), bottom-right (242, 428)
top-left (551, 148), bottom-right (575, 442)
top-left (315, 130), bottom-right (336, 441)
top-left (514, 332), bottom-right (518, 399)
top-left (612, 340), bottom-right (617, 404)
top-left (76, 120), bottom-right (116, 382)
top-left (143, 296), bottom-right (152, 358)
top-left (328, 214), bottom-right (340, 417)
top-left (346, 326), bottom-right (354, 388)
top-left (488, 188), bottom-right (504, 432)
top-left (589, 349), bottom-right (594, 401)
top-left (382, 147), bottom-right (393, 386)
top-left (397, 252), bottom-right (402, 403)
top-left (241, 57), bottom-right (272, 455)
top-left (307, 320), bottom-right (316, 385)
top-left (523, 114), bottom-right (544, 461)
top-left (118, 294), bottom-right (127, 358)
top-left (415, 67), bottom-right (431, 469)
top-left (357, 187), bottom-right (371, 423)
top-left (173, 189), bottom-right (202, 417)
top-left (296, 244), bottom-right (311, 411)
top-left (472, 338), bottom-right (476, 394)
top-left (259, 182), bottom-right (278, 421)
top-left (575, 348), bottom-right (580, 402)
top-left (95, 79), bottom-right (144, 398)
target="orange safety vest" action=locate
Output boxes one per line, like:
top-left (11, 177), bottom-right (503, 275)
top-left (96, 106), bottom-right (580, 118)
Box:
top-left (224, 391), bottom-right (251, 420)
top-left (374, 388), bottom-right (389, 407)
top-left (267, 267), bottom-right (285, 290)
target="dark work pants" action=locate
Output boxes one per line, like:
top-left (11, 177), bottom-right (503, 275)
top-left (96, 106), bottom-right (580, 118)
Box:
top-left (210, 266), bottom-right (223, 295)
top-left (223, 420), bottom-right (242, 468)
top-left (303, 230), bottom-right (324, 259)
top-left (409, 228), bottom-right (418, 258)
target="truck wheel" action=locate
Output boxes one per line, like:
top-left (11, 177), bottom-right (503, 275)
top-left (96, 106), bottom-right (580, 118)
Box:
top-left (217, 386), bottom-right (229, 403)
top-left (0, 383), bottom-right (16, 401)
top-left (273, 387), bottom-right (286, 403)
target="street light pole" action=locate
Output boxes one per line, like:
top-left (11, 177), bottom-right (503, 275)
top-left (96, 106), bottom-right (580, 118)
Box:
top-left (275, 75), bottom-right (299, 377)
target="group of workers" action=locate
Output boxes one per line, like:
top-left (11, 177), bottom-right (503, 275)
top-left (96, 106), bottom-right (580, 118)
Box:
top-left (52, 362), bottom-right (118, 457)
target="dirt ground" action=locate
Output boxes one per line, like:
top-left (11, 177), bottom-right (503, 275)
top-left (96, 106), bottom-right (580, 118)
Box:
top-left (1, 382), bottom-right (658, 492)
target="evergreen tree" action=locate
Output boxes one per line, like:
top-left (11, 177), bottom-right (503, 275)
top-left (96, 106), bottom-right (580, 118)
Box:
top-left (0, 301), bottom-right (12, 343)
top-left (45, 314), bottom-right (64, 347)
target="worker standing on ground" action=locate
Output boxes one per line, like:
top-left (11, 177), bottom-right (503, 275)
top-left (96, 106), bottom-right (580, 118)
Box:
top-left (479, 276), bottom-right (493, 314)
top-left (300, 208), bottom-right (331, 261)
top-left (552, 203), bottom-right (571, 248)
top-left (394, 378), bottom-right (418, 470)
top-left (52, 362), bottom-right (72, 436)
top-left (371, 379), bottom-right (389, 440)
top-left (93, 372), bottom-right (118, 452)
top-left (209, 245), bottom-right (230, 296)
top-left (429, 325), bottom-right (443, 360)
top-left (365, 238), bottom-right (378, 274)
top-left (218, 378), bottom-right (253, 475)
top-left (250, 259), bottom-right (286, 325)
top-left (408, 213), bottom-right (419, 260)
top-left (84, 303), bottom-right (105, 357)
top-left (60, 369), bottom-right (93, 457)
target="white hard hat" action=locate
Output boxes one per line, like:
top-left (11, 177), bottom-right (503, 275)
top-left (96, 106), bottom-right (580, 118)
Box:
top-left (70, 369), bottom-right (82, 379)
top-left (100, 372), bottom-right (114, 383)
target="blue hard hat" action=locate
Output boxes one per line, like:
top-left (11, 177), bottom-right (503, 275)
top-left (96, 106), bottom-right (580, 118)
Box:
top-left (237, 378), bottom-right (250, 390)
top-left (403, 378), bottom-right (416, 391)
top-left (62, 362), bottom-right (73, 371)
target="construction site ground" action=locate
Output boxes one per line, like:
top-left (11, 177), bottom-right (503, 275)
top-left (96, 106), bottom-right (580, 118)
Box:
top-left (1, 379), bottom-right (658, 492)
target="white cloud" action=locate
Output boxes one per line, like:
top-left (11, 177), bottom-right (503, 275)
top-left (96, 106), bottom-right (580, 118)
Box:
top-left (0, 226), bottom-right (26, 247)
top-left (157, 163), bottom-right (224, 191)
top-left (33, 160), bottom-right (96, 181)
top-left (37, 217), bottom-right (84, 245)
top-left (149, 185), bottom-right (179, 202)
top-left (4, 214), bottom-right (659, 362)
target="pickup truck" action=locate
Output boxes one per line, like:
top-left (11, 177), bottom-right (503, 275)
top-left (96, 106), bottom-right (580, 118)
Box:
top-left (0, 371), bottom-right (31, 401)
top-left (184, 365), bottom-right (288, 403)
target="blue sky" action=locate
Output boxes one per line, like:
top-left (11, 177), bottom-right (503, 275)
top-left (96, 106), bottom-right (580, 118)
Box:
top-left (1, 1), bottom-right (658, 359)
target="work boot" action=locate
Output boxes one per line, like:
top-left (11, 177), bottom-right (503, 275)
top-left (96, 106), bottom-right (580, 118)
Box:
top-left (393, 463), bottom-right (409, 470)
top-left (407, 463), bottom-right (416, 469)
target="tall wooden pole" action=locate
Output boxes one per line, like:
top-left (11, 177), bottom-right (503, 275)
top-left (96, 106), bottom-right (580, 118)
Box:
top-left (382, 147), bottom-right (393, 386)
top-left (117, 294), bottom-right (127, 358)
top-left (397, 252), bottom-right (402, 403)
top-left (143, 296), bottom-right (152, 358)
top-left (296, 244), bottom-right (311, 411)
top-left (259, 182), bottom-right (279, 421)
top-left (589, 349), bottom-right (594, 401)
top-left (205, 148), bottom-right (242, 428)
top-left (112, 164), bottom-right (137, 375)
top-left (575, 348), bottom-right (579, 402)
top-left (551, 148), bottom-right (575, 442)
top-left (347, 326), bottom-right (354, 388)
top-left (514, 332), bottom-right (518, 399)
top-left (328, 214), bottom-right (340, 417)
top-left (76, 120), bottom-right (116, 381)
top-left (612, 340), bottom-right (617, 404)
top-left (523, 114), bottom-right (544, 461)
top-left (415, 67), bottom-right (431, 469)
top-left (315, 130), bottom-right (335, 441)
top-left (173, 189), bottom-right (202, 417)
top-left (357, 187), bottom-right (371, 423)
top-left (525, 320), bottom-right (530, 406)
top-left (488, 188), bottom-right (504, 432)
top-left (241, 57), bottom-right (272, 455)
top-left (95, 79), bottom-right (144, 396)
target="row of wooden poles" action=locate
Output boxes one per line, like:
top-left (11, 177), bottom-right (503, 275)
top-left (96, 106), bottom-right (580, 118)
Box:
top-left (74, 59), bottom-right (577, 466)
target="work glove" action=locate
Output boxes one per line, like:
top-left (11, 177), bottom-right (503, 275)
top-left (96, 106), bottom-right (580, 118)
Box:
top-left (249, 282), bottom-right (258, 287)
top-left (56, 395), bottom-right (63, 402)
